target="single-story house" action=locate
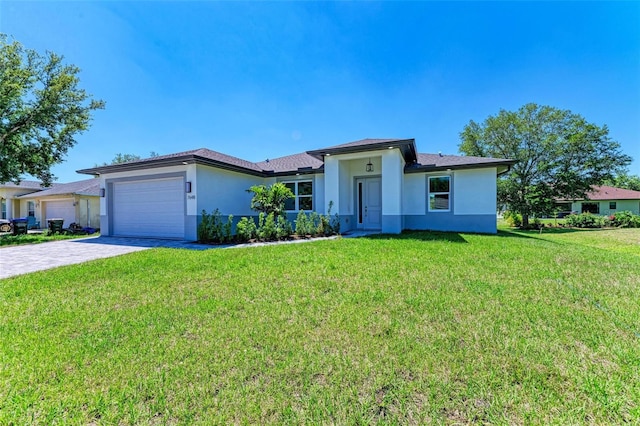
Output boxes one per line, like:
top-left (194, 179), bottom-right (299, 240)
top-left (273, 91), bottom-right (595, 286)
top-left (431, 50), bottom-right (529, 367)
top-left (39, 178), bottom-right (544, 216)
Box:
top-left (77, 138), bottom-right (515, 240)
top-left (0, 181), bottom-right (49, 222)
top-left (556, 185), bottom-right (640, 216)
top-left (17, 179), bottom-right (101, 229)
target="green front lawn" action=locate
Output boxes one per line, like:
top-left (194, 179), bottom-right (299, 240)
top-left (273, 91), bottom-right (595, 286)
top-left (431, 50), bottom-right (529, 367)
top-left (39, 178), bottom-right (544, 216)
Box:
top-left (1, 228), bottom-right (639, 423)
top-left (0, 232), bottom-right (98, 247)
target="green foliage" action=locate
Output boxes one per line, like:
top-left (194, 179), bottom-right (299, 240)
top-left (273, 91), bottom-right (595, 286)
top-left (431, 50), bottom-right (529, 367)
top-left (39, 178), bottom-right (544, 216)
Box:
top-left (247, 182), bottom-right (294, 216)
top-left (198, 209), bottom-right (233, 243)
top-left (257, 212), bottom-right (278, 241)
top-left (276, 215), bottom-right (293, 239)
top-left (295, 205), bottom-right (340, 238)
top-left (0, 34), bottom-right (105, 185)
top-left (503, 210), bottom-right (522, 228)
top-left (459, 103), bottom-right (632, 227)
top-left (2, 229), bottom-right (640, 423)
top-left (603, 173), bottom-right (640, 191)
top-left (236, 217), bottom-right (257, 242)
top-left (295, 210), bottom-right (311, 236)
top-left (565, 213), bottom-right (607, 228)
top-left (610, 211), bottom-right (640, 228)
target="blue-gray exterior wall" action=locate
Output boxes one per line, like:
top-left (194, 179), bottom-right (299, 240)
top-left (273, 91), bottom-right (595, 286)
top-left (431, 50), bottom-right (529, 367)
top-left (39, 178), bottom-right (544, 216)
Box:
top-left (404, 213), bottom-right (497, 234)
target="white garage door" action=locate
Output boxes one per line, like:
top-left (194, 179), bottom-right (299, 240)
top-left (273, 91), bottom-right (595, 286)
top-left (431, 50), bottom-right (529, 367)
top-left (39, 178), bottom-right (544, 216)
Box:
top-left (45, 200), bottom-right (76, 227)
top-left (113, 177), bottom-right (185, 238)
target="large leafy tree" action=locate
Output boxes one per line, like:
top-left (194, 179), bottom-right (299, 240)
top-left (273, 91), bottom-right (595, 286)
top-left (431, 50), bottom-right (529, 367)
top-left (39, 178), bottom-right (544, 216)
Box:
top-left (603, 173), bottom-right (640, 191)
top-left (459, 103), bottom-right (632, 226)
top-left (0, 34), bottom-right (105, 185)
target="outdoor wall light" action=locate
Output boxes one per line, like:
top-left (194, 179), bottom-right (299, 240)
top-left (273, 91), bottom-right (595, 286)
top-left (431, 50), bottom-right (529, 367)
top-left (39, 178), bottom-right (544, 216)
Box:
top-left (366, 158), bottom-right (374, 173)
top-left (100, 188), bottom-right (105, 197)
top-left (185, 181), bottom-right (192, 193)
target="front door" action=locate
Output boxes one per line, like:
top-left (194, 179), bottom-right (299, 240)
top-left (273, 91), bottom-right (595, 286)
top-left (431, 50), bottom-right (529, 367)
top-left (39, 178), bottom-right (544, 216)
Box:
top-left (357, 177), bottom-right (381, 229)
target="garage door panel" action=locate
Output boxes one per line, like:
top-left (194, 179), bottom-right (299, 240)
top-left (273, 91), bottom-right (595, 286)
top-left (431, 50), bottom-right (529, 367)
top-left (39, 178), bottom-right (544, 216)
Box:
top-left (113, 177), bottom-right (185, 238)
top-left (45, 200), bottom-right (76, 227)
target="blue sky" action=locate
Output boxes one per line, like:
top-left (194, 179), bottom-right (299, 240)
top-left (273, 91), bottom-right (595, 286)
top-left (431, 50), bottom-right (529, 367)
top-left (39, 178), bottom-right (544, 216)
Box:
top-left (2, 1), bottom-right (639, 182)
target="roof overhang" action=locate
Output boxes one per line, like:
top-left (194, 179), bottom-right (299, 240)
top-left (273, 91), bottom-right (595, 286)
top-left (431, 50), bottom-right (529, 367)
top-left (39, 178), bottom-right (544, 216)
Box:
top-left (77, 154), bottom-right (266, 177)
top-left (307, 139), bottom-right (418, 164)
top-left (404, 160), bottom-right (515, 174)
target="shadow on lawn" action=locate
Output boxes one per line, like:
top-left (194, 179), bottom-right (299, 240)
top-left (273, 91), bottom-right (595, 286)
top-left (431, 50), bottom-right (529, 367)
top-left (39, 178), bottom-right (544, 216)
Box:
top-left (361, 230), bottom-right (470, 243)
top-left (69, 236), bottom-right (213, 250)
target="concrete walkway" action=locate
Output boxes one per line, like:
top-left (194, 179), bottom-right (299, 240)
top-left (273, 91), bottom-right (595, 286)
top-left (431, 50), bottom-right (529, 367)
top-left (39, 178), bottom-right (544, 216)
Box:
top-left (0, 231), bottom-right (380, 280)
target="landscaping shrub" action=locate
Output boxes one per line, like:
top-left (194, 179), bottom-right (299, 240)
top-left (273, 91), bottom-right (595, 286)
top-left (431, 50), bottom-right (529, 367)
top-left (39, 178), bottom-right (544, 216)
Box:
top-left (198, 209), bottom-right (234, 243)
top-left (610, 211), bottom-right (640, 228)
top-left (565, 212), bottom-right (607, 228)
top-left (503, 210), bottom-right (522, 227)
top-left (236, 217), bottom-right (257, 242)
top-left (295, 210), bottom-right (311, 236)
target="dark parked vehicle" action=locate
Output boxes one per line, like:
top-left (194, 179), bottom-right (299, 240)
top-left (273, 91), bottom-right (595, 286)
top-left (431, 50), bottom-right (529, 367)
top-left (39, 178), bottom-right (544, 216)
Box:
top-left (0, 219), bottom-right (11, 233)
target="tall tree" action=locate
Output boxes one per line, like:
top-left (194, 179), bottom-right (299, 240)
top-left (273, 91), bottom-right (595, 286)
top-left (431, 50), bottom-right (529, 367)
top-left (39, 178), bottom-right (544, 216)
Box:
top-left (459, 103), bottom-right (632, 226)
top-left (97, 152), bottom-right (160, 166)
top-left (0, 34), bottom-right (105, 185)
top-left (603, 172), bottom-right (640, 191)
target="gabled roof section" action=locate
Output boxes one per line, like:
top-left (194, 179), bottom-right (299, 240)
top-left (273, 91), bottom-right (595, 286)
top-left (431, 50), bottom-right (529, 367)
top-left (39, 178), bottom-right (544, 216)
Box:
top-left (307, 138), bottom-right (417, 164)
top-left (18, 179), bottom-right (100, 198)
top-left (255, 152), bottom-right (324, 175)
top-left (405, 153), bottom-right (516, 173)
top-left (78, 148), bottom-right (264, 177)
top-left (575, 185), bottom-right (640, 201)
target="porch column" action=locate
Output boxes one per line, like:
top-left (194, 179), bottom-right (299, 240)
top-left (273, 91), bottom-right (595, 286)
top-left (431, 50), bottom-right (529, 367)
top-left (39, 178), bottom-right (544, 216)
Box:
top-left (6, 197), bottom-right (13, 220)
top-left (381, 149), bottom-right (403, 233)
top-left (324, 156), bottom-right (340, 215)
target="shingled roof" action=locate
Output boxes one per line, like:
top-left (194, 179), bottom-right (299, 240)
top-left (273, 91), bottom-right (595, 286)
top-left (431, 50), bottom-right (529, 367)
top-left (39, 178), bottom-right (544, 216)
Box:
top-left (307, 138), bottom-right (417, 163)
top-left (18, 179), bottom-right (100, 198)
top-left (580, 185), bottom-right (640, 201)
top-left (77, 139), bottom-right (514, 177)
top-left (406, 153), bottom-right (514, 173)
top-left (255, 152), bottom-right (324, 174)
top-left (0, 180), bottom-right (53, 190)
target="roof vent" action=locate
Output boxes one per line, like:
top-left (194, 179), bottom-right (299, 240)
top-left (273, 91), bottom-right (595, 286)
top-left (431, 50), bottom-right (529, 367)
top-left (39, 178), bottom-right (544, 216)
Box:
top-left (438, 151), bottom-right (443, 157)
top-left (265, 159), bottom-right (270, 163)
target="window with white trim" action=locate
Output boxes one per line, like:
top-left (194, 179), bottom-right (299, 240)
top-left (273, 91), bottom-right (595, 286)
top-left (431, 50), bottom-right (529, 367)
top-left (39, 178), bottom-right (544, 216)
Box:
top-left (284, 180), bottom-right (313, 211)
top-left (428, 176), bottom-right (450, 211)
top-left (27, 201), bottom-right (35, 217)
top-left (1, 199), bottom-right (6, 219)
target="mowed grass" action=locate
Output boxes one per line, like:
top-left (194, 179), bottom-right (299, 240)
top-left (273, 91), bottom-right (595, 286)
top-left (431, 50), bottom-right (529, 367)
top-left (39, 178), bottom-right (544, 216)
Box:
top-left (1, 229), bottom-right (639, 424)
top-left (0, 232), bottom-right (96, 247)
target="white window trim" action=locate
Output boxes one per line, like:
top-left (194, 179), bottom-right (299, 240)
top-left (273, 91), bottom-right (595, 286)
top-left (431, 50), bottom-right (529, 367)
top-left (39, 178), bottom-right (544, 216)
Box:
top-left (27, 201), bottom-right (36, 217)
top-left (283, 180), bottom-right (313, 212)
top-left (427, 175), bottom-right (451, 212)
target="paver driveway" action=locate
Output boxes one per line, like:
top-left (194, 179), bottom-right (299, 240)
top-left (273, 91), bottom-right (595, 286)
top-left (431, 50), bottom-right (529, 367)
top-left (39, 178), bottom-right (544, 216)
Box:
top-left (0, 236), bottom-right (210, 279)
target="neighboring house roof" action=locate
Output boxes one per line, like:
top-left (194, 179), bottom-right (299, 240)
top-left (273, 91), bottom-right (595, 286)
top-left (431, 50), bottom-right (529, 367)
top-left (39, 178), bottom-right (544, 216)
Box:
top-left (77, 139), bottom-right (515, 177)
top-left (562, 185), bottom-right (640, 201)
top-left (18, 179), bottom-right (100, 198)
top-left (0, 180), bottom-right (52, 190)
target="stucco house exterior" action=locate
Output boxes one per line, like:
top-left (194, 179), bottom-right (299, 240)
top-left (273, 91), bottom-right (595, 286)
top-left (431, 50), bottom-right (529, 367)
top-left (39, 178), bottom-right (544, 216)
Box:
top-left (557, 185), bottom-right (640, 216)
top-left (77, 138), bottom-right (514, 240)
top-left (0, 181), bottom-right (48, 222)
top-left (18, 179), bottom-right (101, 229)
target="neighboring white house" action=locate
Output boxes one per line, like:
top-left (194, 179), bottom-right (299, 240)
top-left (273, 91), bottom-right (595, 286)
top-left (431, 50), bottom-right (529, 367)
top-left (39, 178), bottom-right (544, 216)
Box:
top-left (18, 179), bottom-right (101, 229)
top-left (77, 138), bottom-right (514, 240)
top-left (557, 185), bottom-right (640, 216)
